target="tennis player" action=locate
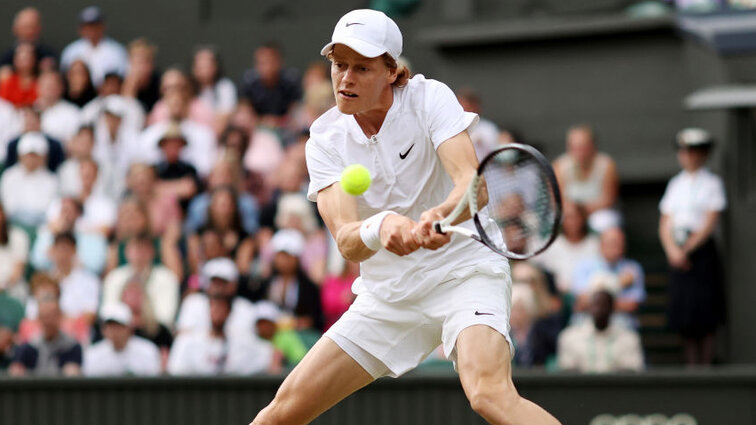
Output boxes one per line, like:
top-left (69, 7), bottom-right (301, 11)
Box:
top-left (251, 9), bottom-right (560, 425)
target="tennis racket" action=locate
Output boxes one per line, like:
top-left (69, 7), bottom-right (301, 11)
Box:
top-left (434, 143), bottom-right (562, 260)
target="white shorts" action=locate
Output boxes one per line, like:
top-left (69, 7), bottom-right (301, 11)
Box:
top-left (324, 265), bottom-right (513, 378)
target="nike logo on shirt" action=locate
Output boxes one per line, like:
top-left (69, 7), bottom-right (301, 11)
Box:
top-left (399, 144), bottom-right (415, 159)
top-left (474, 311), bottom-right (494, 316)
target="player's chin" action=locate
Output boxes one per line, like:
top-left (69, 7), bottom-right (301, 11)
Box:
top-left (335, 99), bottom-right (360, 115)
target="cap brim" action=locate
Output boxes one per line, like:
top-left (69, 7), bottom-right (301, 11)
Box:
top-left (320, 37), bottom-right (387, 58)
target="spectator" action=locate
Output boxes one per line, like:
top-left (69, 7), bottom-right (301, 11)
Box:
top-left (63, 59), bottom-right (97, 107)
top-left (176, 257), bottom-right (257, 338)
top-left (240, 43), bottom-right (302, 126)
top-left (572, 227), bottom-right (645, 329)
top-left (321, 259), bottom-right (358, 331)
top-left (9, 297), bottom-right (83, 376)
top-left (533, 202), bottom-right (601, 294)
top-left (168, 294), bottom-right (274, 376)
top-left (118, 277), bottom-right (173, 366)
top-left (46, 233), bottom-right (100, 324)
top-left (255, 300), bottom-right (308, 368)
top-left (510, 283), bottom-right (558, 368)
top-left (191, 45), bottom-right (238, 134)
top-left (34, 70), bottom-right (82, 145)
top-left (69, 158), bottom-right (117, 234)
top-left (101, 233), bottom-right (180, 328)
top-left (5, 107), bottom-right (66, 172)
top-left (0, 98), bottom-right (21, 160)
top-left (227, 101), bottom-right (284, 193)
top-left (0, 8), bottom-right (57, 74)
top-left (273, 193), bottom-right (327, 284)
top-left (121, 38), bottom-right (161, 113)
top-left (252, 229), bottom-right (323, 331)
top-left (553, 124), bottom-right (620, 232)
top-left (456, 87), bottom-right (499, 160)
top-left (659, 128), bottom-right (726, 366)
top-left (124, 163), bottom-right (182, 237)
top-left (82, 72), bottom-right (145, 131)
top-left (60, 6), bottom-right (128, 87)
top-left (0, 321), bottom-right (17, 373)
top-left (30, 196), bottom-right (108, 275)
top-left (288, 81), bottom-right (335, 137)
top-left (83, 302), bottom-right (161, 376)
top-left (0, 42), bottom-right (38, 107)
top-left (557, 289), bottom-right (644, 372)
top-left (0, 292), bottom-right (25, 372)
top-left (0, 132), bottom-right (58, 228)
top-left (154, 123), bottom-right (201, 209)
top-left (186, 186), bottom-right (256, 275)
top-left (147, 68), bottom-right (214, 128)
top-left (0, 202), bottom-right (30, 303)
top-left (57, 126), bottom-right (99, 198)
top-left (139, 87), bottom-right (217, 177)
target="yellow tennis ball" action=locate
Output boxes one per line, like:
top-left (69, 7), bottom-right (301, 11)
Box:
top-left (340, 164), bottom-right (371, 196)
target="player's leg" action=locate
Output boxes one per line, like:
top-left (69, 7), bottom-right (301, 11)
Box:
top-left (250, 336), bottom-right (375, 425)
top-left (456, 325), bottom-right (561, 425)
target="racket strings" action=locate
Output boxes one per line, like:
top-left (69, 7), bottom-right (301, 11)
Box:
top-left (481, 148), bottom-right (559, 257)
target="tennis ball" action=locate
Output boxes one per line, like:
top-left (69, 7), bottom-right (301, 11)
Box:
top-left (340, 164), bottom-right (371, 196)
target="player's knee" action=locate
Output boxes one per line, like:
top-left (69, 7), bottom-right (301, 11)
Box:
top-left (468, 386), bottom-right (520, 425)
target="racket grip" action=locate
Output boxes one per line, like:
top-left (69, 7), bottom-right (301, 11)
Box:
top-left (433, 221), bottom-right (445, 234)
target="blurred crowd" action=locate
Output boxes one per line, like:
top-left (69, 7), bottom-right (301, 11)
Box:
top-left (0, 6), bottom-right (726, 377)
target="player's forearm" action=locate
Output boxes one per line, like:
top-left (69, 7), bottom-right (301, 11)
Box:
top-left (335, 221), bottom-right (377, 262)
top-left (434, 168), bottom-right (477, 225)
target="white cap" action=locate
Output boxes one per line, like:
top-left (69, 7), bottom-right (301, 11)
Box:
top-left (255, 301), bottom-right (281, 323)
top-left (17, 132), bottom-right (48, 156)
top-left (320, 9), bottom-right (402, 60)
top-left (103, 95), bottom-right (127, 117)
top-left (676, 127), bottom-right (713, 148)
top-left (271, 229), bottom-right (305, 257)
top-left (202, 257), bottom-right (239, 283)
top-left (101, 302), bottom-right (132, 326)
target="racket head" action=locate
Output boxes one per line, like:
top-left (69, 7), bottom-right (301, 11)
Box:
top-left (474, 143), bottom-right (562, 260)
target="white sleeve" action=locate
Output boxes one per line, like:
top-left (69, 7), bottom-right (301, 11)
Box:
top-left (658, 179), bottom-right (674, 215)
top-left (166, 335), bottom-right (192, 375)
top-left (306, 139), bottom-right (344, 202)
top-left (131, 339), bottom-right (162, 376)
top-left (423, 79), bottom-right (479, 150)
top-left (216, 79), bottom-right (238, 113)
top-left (706, 175), bottom-right (727, 212)
top-left (175, 295), bottom-right (206, 333)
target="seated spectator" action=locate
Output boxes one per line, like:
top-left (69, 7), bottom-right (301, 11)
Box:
top-left (240, 43), bottom-right (302, 127)
top-left (147, 68), bottom-right (214, 128)
top-left (63, 59), bottom-right (97, 107)
top-left (139, 88), bottom-right (217, 177)
top-left (82, 72), bottom-right (145, 131)
top-left (46, 233), bottom-right (99, 326)
top-left (176, 257), bottom-right (256, 338)
top-left (252, 229), bottom-right (323, 331)
top-left (228, 101), bottom-right (284, 193)
top-left (124, 163), bottom-right (181, 236)
top-left (510, 283), bottom-right (552, 368)
top-left (191, 45), bottom-right (237, 134)
top-left (321, 259), bottom-right (358, 331)
top-left (184, 159), bottom-right (259, 236)
top-left (0, 42), bottom-right (38, 107)
top-left (102, 233), bottom-right (179, 328)
top-left (154, 123), bottom-right (201, 210)
top-left (0, 8), bottom-right (57, 74)
top-left (121, 38), bottom-right (161, 113)
top-left (49, 158), bottom-right (116, 235)
top-left (60, 6), bottom-right (128, 88)
top-left (5, 106), bottom-right (66, 172)
top-left (553, 124), bottom-right (620, 232)
top-left (0, 321), bottom-right (16, 373)
top-left (533, 202), bottom-right (601, 294)
top-left (118, 277), bottom-right (173, 367)
top-left (456, 87), bottom-right (499, 160)
top-left (0, 202), bottom-right (30, 303)
top-left (557, 289), bottom-right (644, 372)
top-left (272, 193), bottom-right (327, 284)
top-left (660, 128), bottom-right (726, 366)
top-left (9, 296), bottom-right (82, 376)
top-left (288, 80), bottom-right (335, 138)
top-left (186, 186), bottom-right (255, 275)
top-left (168, 294), bottom-right (274, 376)
top-left (258, 156), bottom-right (308, 233)
top-left (572, 227), bottom-right (646, 329)
top-left (1, 132), bottom-right (58, 228)
top-left (83, 302), bottom-right (161, 376)
top-left (58, 125), bottom-right (94, 197)
top-left (255, 301), bottom-right (307, 368)
top-left (35, 70), bottom-right (82, 144)
top-left (0, 292), bottom-right (25, 372)
top-left (20, 272), bottom-right (92, 344)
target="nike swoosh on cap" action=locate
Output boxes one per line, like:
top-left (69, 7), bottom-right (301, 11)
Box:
top-left (345, 22), bottom-right (364, 27)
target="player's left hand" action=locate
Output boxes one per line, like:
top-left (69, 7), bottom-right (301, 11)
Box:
top-left (413, 208), bottom-right (452, 250)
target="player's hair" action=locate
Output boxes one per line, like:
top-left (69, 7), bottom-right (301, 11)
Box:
top-left (382, 53), bottom-right (410, 87)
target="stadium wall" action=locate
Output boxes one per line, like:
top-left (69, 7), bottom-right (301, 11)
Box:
top-left (1, 368), bottom-right (755, 425)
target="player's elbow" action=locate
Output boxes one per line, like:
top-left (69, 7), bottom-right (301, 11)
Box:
top-left (336, 227), bottom-right (374, 263)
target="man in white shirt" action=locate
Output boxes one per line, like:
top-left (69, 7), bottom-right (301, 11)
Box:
top-left (168, 294), bottom-right (273, 376)
top-left (49, 232), bottom-right (100, 322)
top-left (60, 6), bottom-right (128, 87)
top-left (0, 132), bottom-right (58, 227)
top-left (557, 289), bottom-right (644, 373)
top-left (250, 9), bottom-right (559, 425)
top-left (175, 257), bottom-right (257, 338)
top-left (83, 302), bottom-right (161, 376)
top-left (35, 71), bottom-right (82, 144)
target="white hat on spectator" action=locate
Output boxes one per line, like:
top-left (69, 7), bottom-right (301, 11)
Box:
top-left (202, 257), bottom-right (239, 283)
top-left (255, 301), bottom-right (282, 323)
top-left (320, 9), bottom-right (402, 60)
top-left (103, 95), bottom-right (127, 117)
top-left (676, 127), bottom-right (713, 148)
top-left (271, 229), bottom-right (305, 257)
top-left (101, 302), bottom-right (132, 326)
top-left (587, 271), bottom-right (620, 296)
top-left (17, 132), bottom-right (48, 156)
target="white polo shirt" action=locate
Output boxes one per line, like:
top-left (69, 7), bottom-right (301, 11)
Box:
top-left (306, 74), bottom-right (506, 303)
top-left (41, 100), bottom-right (82, 144)
top-left (83, 335), bottom-right (161, 376)
top-left (659, 167), bottom-right (726, 232)
top-left (61, 37), bottom-right (128, 87)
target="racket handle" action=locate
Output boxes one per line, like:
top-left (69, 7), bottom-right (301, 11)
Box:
top-left (433, 221), bottom-right (445, 234)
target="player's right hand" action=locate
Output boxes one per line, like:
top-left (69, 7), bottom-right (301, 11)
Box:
top-left (380, 214), bottom-right (421, 256)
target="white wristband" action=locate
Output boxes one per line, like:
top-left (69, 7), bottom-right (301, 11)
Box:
top-left (360, 211), bottom-right (397, 251)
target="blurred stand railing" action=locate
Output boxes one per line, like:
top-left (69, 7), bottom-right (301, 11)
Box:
top-left (1, 366), bottom-right (755, 425)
